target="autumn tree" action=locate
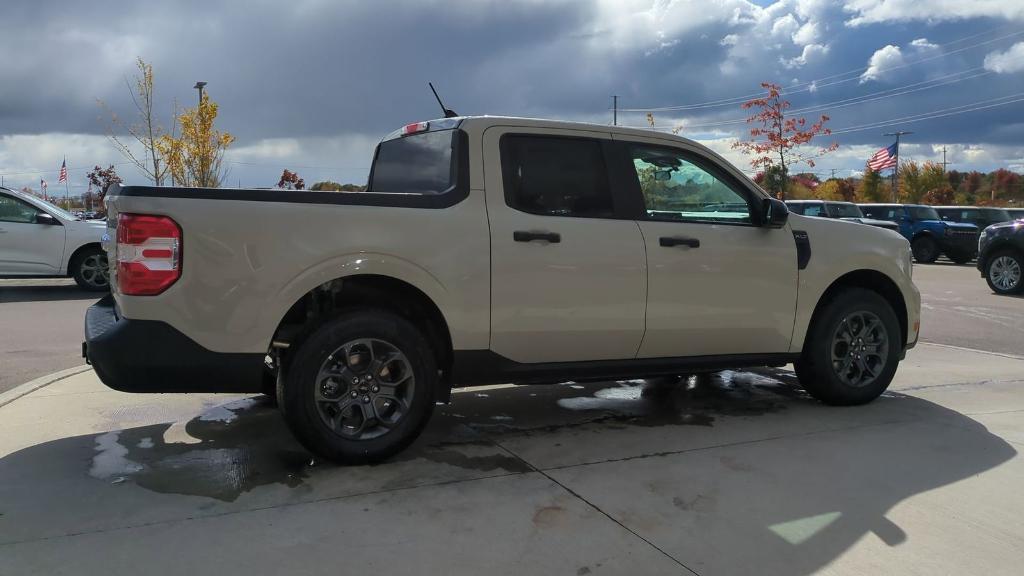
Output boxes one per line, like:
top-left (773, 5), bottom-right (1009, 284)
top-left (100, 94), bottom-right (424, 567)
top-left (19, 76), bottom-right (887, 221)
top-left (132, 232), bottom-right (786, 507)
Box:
top-left (86, 165), bottom-right (123, 209)
top-left (156, 93), bottom-right (235, 188)
top-left (899, 161), bottom-right (945, 203)
top-left (309, 181), bottom-right (367, 192)
top-left (816, 178), bottom-right (857, 202)
top-left (990, 168), bottom-right (1022, 203)
top-left (733, 82), bottom-right (837, 199)
top-left (922, 185), bottom-right (955, 205)
top-left (100, 58), bottom-right (168, 185)
top-left (858, 167), bottom-right (887, 202)
top-left (277, 169), bottom-right (305, 190)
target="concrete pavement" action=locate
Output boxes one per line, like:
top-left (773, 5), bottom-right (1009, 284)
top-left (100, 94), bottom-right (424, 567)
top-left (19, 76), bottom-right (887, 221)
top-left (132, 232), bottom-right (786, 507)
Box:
top-left (1, 342), bottom-right (1021, 575)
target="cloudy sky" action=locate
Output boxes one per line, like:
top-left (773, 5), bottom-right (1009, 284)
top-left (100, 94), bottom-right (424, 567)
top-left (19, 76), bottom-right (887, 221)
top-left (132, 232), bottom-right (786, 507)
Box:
top-left (2, 0), bottom-right (1023, 194)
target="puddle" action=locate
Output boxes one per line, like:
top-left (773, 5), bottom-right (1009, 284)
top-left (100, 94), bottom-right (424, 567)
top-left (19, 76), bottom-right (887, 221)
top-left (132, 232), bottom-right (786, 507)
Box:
top-left (446, 369), bottom-right (805, 436)
top-left (90, 397), bottom-right (312, 501)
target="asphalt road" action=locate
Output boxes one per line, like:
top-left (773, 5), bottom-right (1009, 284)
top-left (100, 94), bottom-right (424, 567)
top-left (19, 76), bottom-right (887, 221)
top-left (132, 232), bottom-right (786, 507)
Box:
top-left (0, 279), bottom-right (99, 393)
top-left (0, 263), bottom-right (1021, 393)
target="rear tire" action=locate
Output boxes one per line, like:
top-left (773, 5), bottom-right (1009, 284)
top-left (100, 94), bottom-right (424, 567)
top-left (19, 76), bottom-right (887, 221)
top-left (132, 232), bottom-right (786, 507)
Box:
top-left (911, 236), bottom-right (939, 264)
top-left (795, 288), bottom-right (902, 406)
top-left (280, 310), bottom-right (437, 464)
top-left (984, 249), bottom-right (1024, 295)
top-left (71, 247), bottom-right (109, 291)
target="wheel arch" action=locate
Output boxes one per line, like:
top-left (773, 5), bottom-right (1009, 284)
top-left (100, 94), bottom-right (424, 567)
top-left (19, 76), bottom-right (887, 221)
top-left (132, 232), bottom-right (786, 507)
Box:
top-left (270, 273), bottom-right (455, 400)
top-left (65, 242), bottom-right (103, 276)
top-left (804, 269), bottom-right (909, 352)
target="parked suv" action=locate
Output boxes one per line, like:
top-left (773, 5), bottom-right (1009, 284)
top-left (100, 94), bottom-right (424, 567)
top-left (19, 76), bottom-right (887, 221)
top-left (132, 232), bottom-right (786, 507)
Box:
top-left (85, 116), bottom-right (920, 463)
top-left (978, 219), bottom-right (1024, 294)
top-left (0, 187), bottom-right (109, 290)
top-left (786, 200), bottom-right (900, 233)
top-left (1008, 208), bottom-right (1024, 220)
top-left (935, 206), bottom-right (1013, 231)
top-left (860, 203), bottom-right (978, 263)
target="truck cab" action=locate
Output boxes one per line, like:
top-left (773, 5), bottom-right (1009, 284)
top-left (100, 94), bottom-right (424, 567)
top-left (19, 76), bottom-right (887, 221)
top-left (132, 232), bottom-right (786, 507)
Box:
top-left (860, 203), bottom-right (978, 263)
top-left (935, 206), bottom-right (1013, 232)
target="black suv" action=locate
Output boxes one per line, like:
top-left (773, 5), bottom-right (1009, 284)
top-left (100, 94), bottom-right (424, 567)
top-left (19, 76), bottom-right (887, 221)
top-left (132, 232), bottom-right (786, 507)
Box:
top-left (935, 206), bottom-right (1013, 231)
top-left (978, 220), bottom-right (1024, 294)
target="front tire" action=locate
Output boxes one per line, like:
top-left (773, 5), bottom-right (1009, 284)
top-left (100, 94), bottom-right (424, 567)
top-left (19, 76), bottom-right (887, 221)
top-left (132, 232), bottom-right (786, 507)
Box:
top-left (985, 249), bottom-right (1024, 295)
top-left (911, 236), bottom-right (939, 264)
top-left (795, 288), bottom-right (902, 406)
top-left (280, 310), bottom-right (437, 464)
top-left (71, 247), bottom-right (109, 291)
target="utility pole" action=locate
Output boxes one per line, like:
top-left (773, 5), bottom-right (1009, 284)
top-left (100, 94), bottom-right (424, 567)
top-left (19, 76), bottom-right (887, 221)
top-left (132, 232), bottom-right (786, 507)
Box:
top-left (883, 131), bottom-right (913, 202)
top-left (830, 168), bottom-right (837, 180)
top-left (940, 146), bottom-right (950, 173)
top-left (612, 95), bottom-right (618, 126)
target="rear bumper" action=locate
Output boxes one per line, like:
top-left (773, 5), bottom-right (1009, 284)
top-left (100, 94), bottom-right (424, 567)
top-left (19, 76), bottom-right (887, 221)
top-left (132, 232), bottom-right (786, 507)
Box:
top-left (83, 295), bottom-right (265, 393)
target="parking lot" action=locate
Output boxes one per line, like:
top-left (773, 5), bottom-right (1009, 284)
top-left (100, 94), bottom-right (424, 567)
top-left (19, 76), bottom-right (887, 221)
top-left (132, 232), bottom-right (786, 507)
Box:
top-left (1, 262), bottom-right (1022, 575)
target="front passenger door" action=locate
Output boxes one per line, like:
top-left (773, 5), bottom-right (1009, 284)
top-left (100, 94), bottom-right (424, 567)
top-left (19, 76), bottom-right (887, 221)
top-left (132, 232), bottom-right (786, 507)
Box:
top-left (621, 140), bottom-right (798, 358)
top-left (0, 194), bottom-right (65, 274)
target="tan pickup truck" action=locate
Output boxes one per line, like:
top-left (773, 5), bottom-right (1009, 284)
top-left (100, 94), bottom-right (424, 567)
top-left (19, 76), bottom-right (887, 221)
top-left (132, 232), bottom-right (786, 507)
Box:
top-left (84, 116), bottom-right (921, 463)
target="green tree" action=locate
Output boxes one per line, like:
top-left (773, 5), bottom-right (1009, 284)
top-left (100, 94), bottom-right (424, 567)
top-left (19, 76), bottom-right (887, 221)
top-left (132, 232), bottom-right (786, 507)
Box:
top-left (922, 185), bottom-right (955, 205)
top-left (858, 167), bottom-right (886, 202)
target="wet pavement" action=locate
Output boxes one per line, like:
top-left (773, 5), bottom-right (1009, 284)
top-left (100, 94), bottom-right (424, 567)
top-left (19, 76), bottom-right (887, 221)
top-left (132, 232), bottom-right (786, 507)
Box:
top-left (1, 342), bottom-right (1023, 575)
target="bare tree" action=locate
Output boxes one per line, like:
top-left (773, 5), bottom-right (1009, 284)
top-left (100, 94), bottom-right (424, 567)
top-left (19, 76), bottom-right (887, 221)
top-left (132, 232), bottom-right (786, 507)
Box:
top-left (99, 58), bottom-right (168, 185)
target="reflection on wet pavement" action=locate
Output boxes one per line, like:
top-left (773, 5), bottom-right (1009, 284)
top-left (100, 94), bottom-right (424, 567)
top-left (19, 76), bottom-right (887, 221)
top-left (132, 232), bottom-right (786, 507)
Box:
top-left (87, 368), bottom-right (809, 501)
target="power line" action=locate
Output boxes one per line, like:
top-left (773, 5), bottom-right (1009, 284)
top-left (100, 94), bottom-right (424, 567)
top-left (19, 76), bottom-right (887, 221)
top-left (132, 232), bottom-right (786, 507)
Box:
top-left (618, 27), bottom-right (1024, 112)
top-left (620, 66), bottom-right (992, 131)
top-left (830, 93), bottom-right (1024, 134)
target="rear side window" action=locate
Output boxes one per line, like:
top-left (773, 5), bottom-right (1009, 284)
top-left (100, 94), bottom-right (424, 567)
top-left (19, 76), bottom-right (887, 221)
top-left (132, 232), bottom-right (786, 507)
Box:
top-left (501, 135), bottom-right (614, 218)
top-left (863, 206), bottom-right (900, 221)
top-left (801, 203), bottom-right (824, 217)
top-left (368, 130), bottom-right (456, 194)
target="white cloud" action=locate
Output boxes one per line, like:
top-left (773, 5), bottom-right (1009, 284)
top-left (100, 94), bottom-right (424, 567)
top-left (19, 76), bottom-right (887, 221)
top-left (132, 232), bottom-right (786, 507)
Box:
top-left (792, 21), bottom-right (821, 45)
top-left (771, 13), bottom-right (800, 38)
top-left (859, 44), bottom-right (903, 83)
top-left (720, 33), bottom-right (739, 46)
top-left (983, 41), bottom-right (1024, 74)
top-left (909, 37), bottom-right (939, 50)
top-left (844, 0), bottom-right (1024, 26)
top-left (783, 43), bottom-right (831, 68)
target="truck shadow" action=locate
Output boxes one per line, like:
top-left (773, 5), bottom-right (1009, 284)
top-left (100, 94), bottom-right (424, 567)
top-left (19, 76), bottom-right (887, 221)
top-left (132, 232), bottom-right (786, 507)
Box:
top-left (0, 283), bottom-right (102, 303)
top-left (0, 371), bottom-right (1016, 575)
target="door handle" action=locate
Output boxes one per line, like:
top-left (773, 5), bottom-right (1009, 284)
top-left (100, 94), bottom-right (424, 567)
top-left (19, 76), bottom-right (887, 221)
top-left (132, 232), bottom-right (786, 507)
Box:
top-left (514, 231), bottom-right (561, 243)
top-left (659, 236), bottom-right (700, 248)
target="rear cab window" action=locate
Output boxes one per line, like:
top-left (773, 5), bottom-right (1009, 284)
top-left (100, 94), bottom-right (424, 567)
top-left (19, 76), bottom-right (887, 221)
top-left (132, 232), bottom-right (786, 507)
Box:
top-left (368, 121), bottom-right (462, 195)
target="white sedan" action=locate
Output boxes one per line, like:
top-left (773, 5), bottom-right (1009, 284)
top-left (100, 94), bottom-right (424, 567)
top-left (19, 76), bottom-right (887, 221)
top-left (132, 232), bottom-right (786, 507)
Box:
top-left (0, 187), bottom-right (108, 290)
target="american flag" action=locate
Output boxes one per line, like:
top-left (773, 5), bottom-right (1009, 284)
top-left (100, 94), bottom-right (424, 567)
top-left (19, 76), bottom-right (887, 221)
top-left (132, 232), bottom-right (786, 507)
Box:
top-left (58, 159), bottom-right (68, 183)
top-left (867, 143), bottom-right (898, 172)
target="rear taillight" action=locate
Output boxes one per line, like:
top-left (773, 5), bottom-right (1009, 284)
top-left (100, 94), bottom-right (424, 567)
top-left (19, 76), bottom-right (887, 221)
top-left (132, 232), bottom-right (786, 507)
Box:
top-left (116, 213), bottom-right (182, 296)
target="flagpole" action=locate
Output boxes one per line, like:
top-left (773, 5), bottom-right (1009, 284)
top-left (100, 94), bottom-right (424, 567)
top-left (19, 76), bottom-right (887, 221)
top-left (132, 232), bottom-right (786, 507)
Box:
top-left (64, 157), bottom-right (70, 210)
top-left (883, 131), bottom-right (913, 202)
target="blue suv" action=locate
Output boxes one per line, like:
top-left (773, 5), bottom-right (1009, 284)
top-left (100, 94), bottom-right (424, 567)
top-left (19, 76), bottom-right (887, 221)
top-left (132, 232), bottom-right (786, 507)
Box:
top-left (860, 204), bottom-right (979, 263)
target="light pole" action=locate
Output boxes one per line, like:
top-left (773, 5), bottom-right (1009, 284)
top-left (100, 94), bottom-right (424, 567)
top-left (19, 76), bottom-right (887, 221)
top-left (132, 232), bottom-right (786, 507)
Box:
top-left (193, 81), bottom-right (207, 105)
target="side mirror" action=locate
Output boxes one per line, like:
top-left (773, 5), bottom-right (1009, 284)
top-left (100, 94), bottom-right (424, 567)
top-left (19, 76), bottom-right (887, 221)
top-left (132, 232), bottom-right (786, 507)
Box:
top-left (761, 197), bottom-right (789, 228)
top-left (35, 212), bottom-right (60, 225)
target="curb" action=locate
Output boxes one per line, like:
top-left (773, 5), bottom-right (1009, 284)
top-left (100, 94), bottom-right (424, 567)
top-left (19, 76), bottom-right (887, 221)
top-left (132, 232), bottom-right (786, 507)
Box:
top-left (0, 365), bottom-right (93, 409)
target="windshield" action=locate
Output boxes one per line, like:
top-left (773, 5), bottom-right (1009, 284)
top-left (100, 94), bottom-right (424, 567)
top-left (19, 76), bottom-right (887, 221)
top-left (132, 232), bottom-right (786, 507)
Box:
top-left (827, 203), bottom-right (863, 218)
top-left (13, 192), bottom-right (79, 220)
top-left (909, 206), bottom-right (940, 220)
top-left (982, 208), bottom-right (1011, 222)
top-left (368, 129), bottom-right (456, 194)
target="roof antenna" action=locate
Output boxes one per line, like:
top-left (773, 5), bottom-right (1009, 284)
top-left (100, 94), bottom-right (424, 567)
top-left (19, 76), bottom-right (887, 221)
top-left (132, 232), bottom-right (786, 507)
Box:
top-left (429, 82), bottom-right (459, 118)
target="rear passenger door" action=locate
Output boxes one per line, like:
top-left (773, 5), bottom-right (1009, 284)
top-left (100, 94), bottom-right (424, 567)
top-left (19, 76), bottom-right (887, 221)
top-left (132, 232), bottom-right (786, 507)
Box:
top-left (484, 128), bottom-right (647, 363)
